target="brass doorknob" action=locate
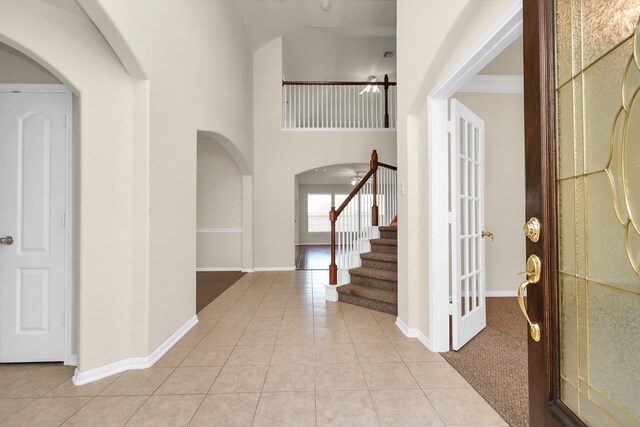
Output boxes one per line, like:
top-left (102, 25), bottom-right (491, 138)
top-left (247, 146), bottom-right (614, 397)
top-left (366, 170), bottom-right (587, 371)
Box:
top-left (523, 217), bottom-right (541, 242)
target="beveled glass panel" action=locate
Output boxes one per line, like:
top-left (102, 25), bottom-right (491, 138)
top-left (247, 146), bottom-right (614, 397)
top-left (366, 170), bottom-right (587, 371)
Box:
top-left (586, 172), bottom-right (638, 290)
top-left (584, 39), bottom-right (634, 173)
top-left (573, 77), bottom-right (584, 176)
top-left (588, 282), bottom-right (640, 422)
top-left (559, 273), bottom-right (578, 384)
top-left (582, 0), bottom-right (640, 68)
top-left (557, 83), bottom-right (575, 179)
top-left (558, 179), bottom-right (576, 274)
top-left (556, 0), bottom-right (573, 87)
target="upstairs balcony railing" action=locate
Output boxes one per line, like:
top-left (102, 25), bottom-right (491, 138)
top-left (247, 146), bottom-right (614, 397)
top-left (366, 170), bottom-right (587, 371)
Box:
top-left (282, 75), bottom-right (397, 130)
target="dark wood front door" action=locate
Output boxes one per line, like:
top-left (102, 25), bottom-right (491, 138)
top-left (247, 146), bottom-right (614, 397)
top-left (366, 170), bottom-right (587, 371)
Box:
top-left (524, 0), bottom-right (640, 425)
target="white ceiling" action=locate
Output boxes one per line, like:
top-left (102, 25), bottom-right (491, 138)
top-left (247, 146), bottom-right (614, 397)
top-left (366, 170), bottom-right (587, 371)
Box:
top-left (479, 35), bottom-right (523, 75)
top-left (234, 0), bottom-right (397, 82)
top-left (297, 163), bottom-right (369, 185)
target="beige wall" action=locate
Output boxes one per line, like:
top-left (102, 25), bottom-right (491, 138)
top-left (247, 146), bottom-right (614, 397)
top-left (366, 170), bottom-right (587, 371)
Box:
top-left (453, 92), bottom-right (525, 293)
top-left (253, 37), bottom-right (397, 269)
top-left (0, 42), bottom-right (60, 83)
top-left (396, 0), bottom-right (516, 343)
top-left (297, 184), bottom-right (354, 245)
top-left (197, 139), bottom-right (243, 269)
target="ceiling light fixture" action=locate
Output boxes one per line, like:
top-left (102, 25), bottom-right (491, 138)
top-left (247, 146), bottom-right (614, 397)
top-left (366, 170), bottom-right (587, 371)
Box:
top-left (359, 75), bottom-right (381, 95)
top-left (321, 0), bottom-right (332, 11)
top-left (351, 172), bottom-right (362, 186)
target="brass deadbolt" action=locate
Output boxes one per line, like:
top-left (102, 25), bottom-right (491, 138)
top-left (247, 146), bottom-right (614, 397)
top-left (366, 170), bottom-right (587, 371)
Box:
top-left (523, 217), bottom-right (541, 242)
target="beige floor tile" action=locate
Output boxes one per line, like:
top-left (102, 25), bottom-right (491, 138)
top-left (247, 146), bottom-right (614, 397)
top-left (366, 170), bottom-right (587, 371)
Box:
top-left (62, 396), bottom-right (146, 426)
top-left (382, 326), bottom-right (417, 343)
top-left (314, 343), bottom-right (358, 364)
top-left (154, 346), bottom-right (192, 368)
top-left (154, 367), bottom-right (220, 395)
top-left (0, 398), bottom-right (33, 422)
top-left (315, 363), bottom-right (367, 390)
top-left (46, 374), bottom-right (120, 397)
top-left (370, 389), bottom-right (444, 426)
top-left (270, 344), bottom-right (315, 365)
top-left (423, 388), bottom-right (508, 427)
top-left (0, 369), bottom-right (73, 398)
top-left (199, 329), bottom-right (242, 346)
top-left (313, 317), bottom-right (347, 329)
top-left (245, 317), bottom-right (282, 330)
top-left (237, 329), bottom-right (278, 346)
top-left (253, 391), bottom-right (315, 427)
top-left (354, 343), bottom-right (402, 363)
top-left (209, 365), bottom-right (267, 393)
top-left (126, 394), bottom-right (204, 427)
top-left (348, 327), bottom-right (390, 344)
top-left (263, 364), bottom-right (315, 392)
top-left (226, 345), bottom-right (274, 366)
top-left (0, 371), bottom-right (29, 389)
top-left (253, 306), bottom-right (285, 318)
top-left (280, 317), bottom-right (314, 330)
top-left (0, 364), bottom-right (44, 372)
top-left (394, 342), bottom-right (444, 362)
top-left (360, 363), bottom-right (419, 390)
top-left (316, 389), bottom-right (380, 426)
top-left (276, 327), bottom-right (314, 345)
top-left (282, 309), bottom-right (314, 320)
top-left (314, 328), bottom-right (352, 344)
top-left (180, 344), bottom-right (233, 367)
top-left (406, 362), bottom-right (470, 389)
top-left (189, 393), bottom-right (259, 427)
top-left (3, 397), bottom-right (90, 426)
top-left (100, 368), bottom-right (174, 396)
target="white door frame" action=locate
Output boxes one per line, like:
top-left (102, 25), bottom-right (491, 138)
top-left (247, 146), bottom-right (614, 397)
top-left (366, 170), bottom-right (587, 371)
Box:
top-left (425, 2), bottom-right (523, 352)
top-left (0, 83), bottom-right (75, 365)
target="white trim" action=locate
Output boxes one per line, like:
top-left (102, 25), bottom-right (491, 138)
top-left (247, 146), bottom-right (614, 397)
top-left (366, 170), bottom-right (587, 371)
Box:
top-left (459, 75), bottom-right (523, 93)
top-left (253, 266), bottom-right (296, 272)
top-left (295, 243), bottom-right (331, 246)
top-left (486, 290), bottom-right (521, 297)
top-left (241, 269), bottom-right (255, 273)
top-left (72, 315), bottom-right (198, 386)
top-left (196, 267), bottom-right (242, 272)
top-left (196, 228), bottom-right (242, 233)
top-left (0, 84), bottom-right (69, 93)
top-left (426, 1), bottom-right (523, 353)
top-left (324, 284), bottom-right (340, 302)
top-left (395, 318), bottom-right (434, 351)
top-left (281, 128), bottom-right (396, 132)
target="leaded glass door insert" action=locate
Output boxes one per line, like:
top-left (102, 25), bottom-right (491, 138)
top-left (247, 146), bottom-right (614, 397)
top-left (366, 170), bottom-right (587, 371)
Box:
top-left (555, 1), bottom-right (640, 425)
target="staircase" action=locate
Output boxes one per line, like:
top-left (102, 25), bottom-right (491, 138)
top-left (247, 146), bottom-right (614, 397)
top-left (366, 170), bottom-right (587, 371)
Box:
top-left (337, 226), bottom-right (397, 315)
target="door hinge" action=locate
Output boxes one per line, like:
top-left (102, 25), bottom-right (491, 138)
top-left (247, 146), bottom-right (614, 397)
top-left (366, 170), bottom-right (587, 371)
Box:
top-left (448, 302), bottom-right (454, 315)
top-left (61, 312), bottom-right (65, 327)
top-left (446, 120), bottom-right (455, 134)
top-left (61, 213), bottom-right (66, 227)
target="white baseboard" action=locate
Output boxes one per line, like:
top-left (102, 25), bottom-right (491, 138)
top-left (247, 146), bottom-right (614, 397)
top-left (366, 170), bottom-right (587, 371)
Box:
top-left (196, 267), bottom-right (242, 272)
top-left (72, 315), bottom-right (199, 386)
top-left (254, 266), bottom-right (296, 272)
top-left (64, 354), bottom-right (78, 367)
top-left (241, 268), bottom-right (255, 273)
top-left (295, 243), bottom-right (330, 246)
top-left (395, 318), bottom-right (434, 351)
top-left (486, 290), bottom-right (520, 297)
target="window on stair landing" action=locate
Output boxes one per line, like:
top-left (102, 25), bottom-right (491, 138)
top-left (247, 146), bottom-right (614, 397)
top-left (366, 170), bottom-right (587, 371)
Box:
top-left (307, 194), bottom-right (332, 232)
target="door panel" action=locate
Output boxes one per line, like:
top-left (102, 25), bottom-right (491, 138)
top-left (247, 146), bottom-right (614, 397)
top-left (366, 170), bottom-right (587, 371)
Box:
top-left (524, 0), bottom-right (640, 425)
top-left (450, 99), bottom-right (486, 350)
top-left (0, 92), bottom-right (67, 362)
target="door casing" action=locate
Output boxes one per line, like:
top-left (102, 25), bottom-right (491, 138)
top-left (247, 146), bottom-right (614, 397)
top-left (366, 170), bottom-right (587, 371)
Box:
top-left (425, 3), bottom-right (523, 353)
top-left (0, 84), bottom-right (75, 366)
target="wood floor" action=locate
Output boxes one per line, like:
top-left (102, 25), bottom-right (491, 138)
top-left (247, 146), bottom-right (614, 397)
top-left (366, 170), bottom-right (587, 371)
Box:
top-left (295, 245), bottom-right (330, 270)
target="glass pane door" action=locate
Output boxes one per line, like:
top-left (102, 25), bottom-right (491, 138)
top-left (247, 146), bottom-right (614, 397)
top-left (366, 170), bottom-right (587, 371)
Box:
top-left (555, 1), bottom-right (640, 425)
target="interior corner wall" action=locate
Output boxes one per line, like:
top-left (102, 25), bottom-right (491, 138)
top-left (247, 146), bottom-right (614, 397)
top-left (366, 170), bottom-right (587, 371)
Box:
top-left (297, 184), bottom-right (354, 245)
top-left (453, 92), bottom-right (525, 294)
top-left (396, 0), bottom-right (516, 345)
top-left (253, 37), bottom-right (397, 270)
top-left (197, 139), bottom-right (243, 270)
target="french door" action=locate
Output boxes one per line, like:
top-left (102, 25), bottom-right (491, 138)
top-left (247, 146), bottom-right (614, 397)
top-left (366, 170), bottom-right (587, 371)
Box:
top-left (524, 0), bottom-right (640, 425)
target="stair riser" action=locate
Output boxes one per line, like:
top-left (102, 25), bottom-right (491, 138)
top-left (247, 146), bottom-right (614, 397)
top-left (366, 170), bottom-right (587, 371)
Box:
top-left (350, 274), bottom-right (397, 291)
top-left (380, 230), bottom-right (397, 240)
top-left (371, 243), bottom-right (397, 254)
top-left (338, 293), bottom-right (397, 316)
top-left (361, 259), bottom-right (398, 271)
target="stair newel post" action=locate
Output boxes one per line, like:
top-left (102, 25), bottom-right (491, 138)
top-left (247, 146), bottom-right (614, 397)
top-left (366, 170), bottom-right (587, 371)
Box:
top-left (329, 207), bottom-right (338, 285)
top-left (383, 74), bottom-right (390, 129)
top-left (371, 150), bottom-right (379, 227)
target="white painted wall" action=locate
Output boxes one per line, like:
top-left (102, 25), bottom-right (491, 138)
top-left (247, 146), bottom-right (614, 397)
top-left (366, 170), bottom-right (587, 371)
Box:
top-left (396, 0), bottom-right (517, 345)
top-left (253, 37), bottom-right (396, 270)
top-left (297, 184), bottom-right (354, 245)
top-left (197, 139), bottom-right (243, 270)
top-left (453, 92), bottom-right (525, 294)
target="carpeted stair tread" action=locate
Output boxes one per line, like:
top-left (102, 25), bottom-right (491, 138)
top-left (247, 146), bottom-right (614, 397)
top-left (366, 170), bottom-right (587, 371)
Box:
top-left (349, 266), bottom-right (397, 282)
top-left (337, 284), bottom-right (398, 314)
top-left (360, 252), bottom-right (397, 263)
top-left (370, 238), bottom-right (397, 246)
top-left (378, 226), bottom-right (397, 233)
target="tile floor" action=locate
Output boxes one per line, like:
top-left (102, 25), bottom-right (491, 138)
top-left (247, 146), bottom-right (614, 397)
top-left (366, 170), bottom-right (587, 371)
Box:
top-left (0, 271), bottom-right (508, 426)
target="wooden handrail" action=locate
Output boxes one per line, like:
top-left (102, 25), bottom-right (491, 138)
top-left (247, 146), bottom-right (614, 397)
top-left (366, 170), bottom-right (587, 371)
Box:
top-left (329, 149), bottom-right (396, 284)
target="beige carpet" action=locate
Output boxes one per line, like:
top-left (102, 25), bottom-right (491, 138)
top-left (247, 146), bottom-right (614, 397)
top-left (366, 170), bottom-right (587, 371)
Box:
top-left (441, 297), bottom-right (529, 427)
top-left (196, 271), bottom-right (245, 313)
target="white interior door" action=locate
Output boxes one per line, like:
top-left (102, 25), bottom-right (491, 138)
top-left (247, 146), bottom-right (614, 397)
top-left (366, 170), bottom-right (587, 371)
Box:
top-left (0, 92), bottom-right (67, 362)
top-left (450, 98), bottom-right (486, 350)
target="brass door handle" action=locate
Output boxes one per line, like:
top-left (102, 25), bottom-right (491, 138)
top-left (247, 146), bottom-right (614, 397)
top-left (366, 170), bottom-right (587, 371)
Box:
top-left (518, 254), bottom-right (541, 342)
